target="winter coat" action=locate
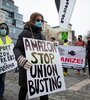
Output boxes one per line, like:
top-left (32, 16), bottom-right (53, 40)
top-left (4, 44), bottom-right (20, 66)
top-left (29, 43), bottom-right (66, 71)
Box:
top-left (86, 41), bottom-right (90, 59)
top-left (13, 25), bottom-right (45, 87)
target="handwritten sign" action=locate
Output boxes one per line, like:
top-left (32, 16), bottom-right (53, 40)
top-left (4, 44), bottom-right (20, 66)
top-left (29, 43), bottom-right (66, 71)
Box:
top-left (58, 45), bottom-right (86, 69)
top-left (23, 38), bottom-right (66, 99)
top-left (0, 44), bottom-right (17, 74)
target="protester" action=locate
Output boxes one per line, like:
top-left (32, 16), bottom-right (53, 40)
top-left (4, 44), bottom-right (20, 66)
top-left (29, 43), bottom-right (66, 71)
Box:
top-left (50, 37), bottom-right (59, 46)
top-left (0, 22), bottom-right (13, 100)
top-left (86, 35), bottom-right (90, 75)
top-left (75, 35), bottom-right (86, 75)
top-left (50, 37), bottom-right (56, 42)
top-left (13, 12), bottom-right (48, 100)
top-left (63, 39), bottom-right (69, 76)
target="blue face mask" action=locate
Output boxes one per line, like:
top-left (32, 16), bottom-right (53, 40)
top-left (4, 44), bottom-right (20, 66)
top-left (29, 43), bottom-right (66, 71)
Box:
top-left (35, 21), bottom-right (43, 28)
top-left (0, 29), bottom-right (7, 36)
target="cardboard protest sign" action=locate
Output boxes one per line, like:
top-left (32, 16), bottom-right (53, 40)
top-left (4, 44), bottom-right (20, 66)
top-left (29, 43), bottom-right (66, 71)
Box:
top-left (23, 38), bottom-right (66, 99)
top-left (0, 44), bottom-right (17, 74)
top-left (58, 45), bottom-right (86, 69)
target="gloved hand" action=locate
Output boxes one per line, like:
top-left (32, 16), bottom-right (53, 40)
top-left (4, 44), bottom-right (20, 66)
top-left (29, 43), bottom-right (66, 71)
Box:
top-left (17, 55), bottom-right (32, 69)
top-left (24, 61), bottom-right (32, 70)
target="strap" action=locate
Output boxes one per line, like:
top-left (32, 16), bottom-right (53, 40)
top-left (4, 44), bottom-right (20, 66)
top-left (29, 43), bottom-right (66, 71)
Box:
top-left (30, 27), bottom-right (34, 38)
top-left (0, 37), bottom-right (4, 45)
top-left (6, 35), bottom-right (12, 44)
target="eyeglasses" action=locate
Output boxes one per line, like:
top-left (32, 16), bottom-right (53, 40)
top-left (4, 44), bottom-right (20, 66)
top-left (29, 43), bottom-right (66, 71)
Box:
top-left (36, 19), bottom-right (44, 23)
top-left (0, 27), bottom-right (7, 30)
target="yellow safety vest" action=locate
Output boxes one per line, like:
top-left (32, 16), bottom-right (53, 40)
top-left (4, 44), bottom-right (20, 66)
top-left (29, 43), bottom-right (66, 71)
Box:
top-left (63, 42), bottom-right (69, 46)
top-left (0, 35), bottom-right (12, 45)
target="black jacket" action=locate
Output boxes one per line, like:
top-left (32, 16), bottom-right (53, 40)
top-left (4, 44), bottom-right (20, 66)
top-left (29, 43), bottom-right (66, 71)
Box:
top-left (86, 41), bottom-right (90, 59)
top-left (13, 25), bottom-right (45, 87)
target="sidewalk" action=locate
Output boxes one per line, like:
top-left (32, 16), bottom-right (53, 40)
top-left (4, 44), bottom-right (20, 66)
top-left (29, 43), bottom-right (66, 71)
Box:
top-left (5, 68), bottom-right (90, 100)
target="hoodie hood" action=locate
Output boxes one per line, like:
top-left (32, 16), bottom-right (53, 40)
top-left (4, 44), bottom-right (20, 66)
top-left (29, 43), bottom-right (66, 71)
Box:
top-left (0, 23), bottom-right (9, 36)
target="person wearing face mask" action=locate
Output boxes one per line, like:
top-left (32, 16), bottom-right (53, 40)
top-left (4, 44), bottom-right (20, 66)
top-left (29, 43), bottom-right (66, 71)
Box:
top-left (75, 35), bottom-right (86, 75)
top-left (86, 35), bottom-right (90, 76)
top-left (0, 23), bottom-right (12, 100)
top-left (63, 39), bottom-right (69, 76)
top-left (13, 12), bottom-right (48, 100)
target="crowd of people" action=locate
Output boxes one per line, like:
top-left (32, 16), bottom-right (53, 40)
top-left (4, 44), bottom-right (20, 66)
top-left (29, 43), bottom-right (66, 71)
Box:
top-left (0, 12), bottom-right (90, 100)
top-left (61, 35), bottom-right (90, 76)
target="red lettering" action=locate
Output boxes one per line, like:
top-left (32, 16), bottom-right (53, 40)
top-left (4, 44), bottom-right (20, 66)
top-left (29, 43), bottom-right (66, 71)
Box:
top-left (81, 59), bottom-right (83, 64)
top-left (72, 58), bottom-right (76, 63)
top-left (61, 57), bottom-right (64, 62)
top-left (77, 59), bottom-right (83, 64)
top-left (60, 57), bottom-right (83, 64)
top-left (65, 58), bottom-right (69, 62)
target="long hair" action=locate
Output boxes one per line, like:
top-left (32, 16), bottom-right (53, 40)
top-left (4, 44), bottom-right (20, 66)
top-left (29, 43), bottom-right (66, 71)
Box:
top-left (26, 12), bottom-right (44, 27)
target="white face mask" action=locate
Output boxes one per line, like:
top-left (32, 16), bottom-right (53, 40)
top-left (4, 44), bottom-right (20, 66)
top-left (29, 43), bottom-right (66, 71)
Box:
top-left (0, 29), bottom-right (7, 36)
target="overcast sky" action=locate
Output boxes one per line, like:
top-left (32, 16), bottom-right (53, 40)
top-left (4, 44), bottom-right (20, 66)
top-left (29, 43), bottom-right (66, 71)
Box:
top-left (14, 0), bottom-right (90, 36)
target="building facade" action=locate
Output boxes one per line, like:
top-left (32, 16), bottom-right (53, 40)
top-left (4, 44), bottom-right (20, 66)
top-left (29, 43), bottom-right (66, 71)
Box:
top-left (43, 22), bottom-right (76, 44)
top-left (0, 0), bottom-right (24, 43)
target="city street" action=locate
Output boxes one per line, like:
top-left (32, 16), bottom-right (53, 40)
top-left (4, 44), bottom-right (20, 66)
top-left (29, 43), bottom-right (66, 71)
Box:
top-left (5, 68), bottom-right (90, 100)
top-left (0, 0), bottom-right (90, 100)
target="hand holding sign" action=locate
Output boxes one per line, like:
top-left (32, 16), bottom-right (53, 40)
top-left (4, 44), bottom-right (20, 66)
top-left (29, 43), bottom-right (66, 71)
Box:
top-left (24, 61), bottom-right (32, 70)
top-left (23, 38), bottom-right (66, 99)
top-left (17, 55), bottom-right (32, 70)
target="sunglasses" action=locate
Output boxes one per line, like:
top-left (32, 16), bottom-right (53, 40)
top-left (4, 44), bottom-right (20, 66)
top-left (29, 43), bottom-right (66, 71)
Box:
top-left (36, 19), bottom-right (44, 23)
top-left (0, 27), bottom-right (7, 30)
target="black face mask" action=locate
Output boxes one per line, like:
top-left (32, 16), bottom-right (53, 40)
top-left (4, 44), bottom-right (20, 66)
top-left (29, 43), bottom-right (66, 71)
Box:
top-left (78, 38), bottom-right (81, 41)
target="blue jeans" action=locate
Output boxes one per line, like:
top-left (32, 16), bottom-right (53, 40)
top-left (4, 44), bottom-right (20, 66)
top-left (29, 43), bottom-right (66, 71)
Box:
top-left (0, 73), bottom-right (6, 97)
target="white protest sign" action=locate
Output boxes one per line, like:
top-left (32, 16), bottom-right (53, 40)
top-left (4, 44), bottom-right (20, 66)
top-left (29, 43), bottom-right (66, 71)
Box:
top-left (0, 44), bottom-right (17, 74)
top-left (58, 45), bottom-right (86, 69)
top-left (58, 0), bottom-right (76, 29)
top-left (23, 38), bottom-right (66, 99)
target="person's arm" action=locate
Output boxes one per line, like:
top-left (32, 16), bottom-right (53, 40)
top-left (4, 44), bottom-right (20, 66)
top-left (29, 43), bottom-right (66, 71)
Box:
top-left (13, 30), bottom-right (32, 69)
top-left (83, 41), bottom-right (86, 47)
top-left (13, 34), bottom-right (24, 60)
